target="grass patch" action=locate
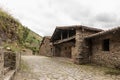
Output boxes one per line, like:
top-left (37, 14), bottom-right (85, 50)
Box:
top-left (81, 63), bottom-right (120, 75)
top-left (2, 42), bottom-right (23, 52)
top-left (105, 68), bottom-right (120, 75)
top-left (20, 60), bottom-right (30, 72)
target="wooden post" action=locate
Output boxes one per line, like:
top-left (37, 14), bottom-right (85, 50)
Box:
top-left (53, 46), bottom-right (56, 56)
top-left (16, 52), bottom-right (21, 71)
top-left (61, 31), bottom-right (63, 40)
top-left (67, 30), bottom-right (69, 38)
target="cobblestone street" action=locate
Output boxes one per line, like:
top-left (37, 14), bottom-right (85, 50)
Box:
top-left (14, 56), bottom-right (120, 80)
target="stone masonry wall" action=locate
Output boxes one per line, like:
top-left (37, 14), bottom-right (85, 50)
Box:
top-left (39, 38), bottom-right (53, 57)
top-left (56, 42), bottom-right (75, 58)
top-left (4, 51), bottom-right (16, 70)
top-left (75, 29), bottom-right (99, 64)
top-left (53, 45), bottom-right (60, 57)
top-left (0, 49), bottom-right (4, 80)
top-left (0, 50), bottom-right (20, 80)
top-left (91, 32), bottom-right (120, 68)
top-left (16, 52), bottom-right (21, 72)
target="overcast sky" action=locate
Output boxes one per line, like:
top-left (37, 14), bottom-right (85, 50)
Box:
top-left (0, 0), bottom-right (120, 36)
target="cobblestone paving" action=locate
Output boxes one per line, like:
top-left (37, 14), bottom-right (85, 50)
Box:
top-left (14, 56), bottom-right (120, 80)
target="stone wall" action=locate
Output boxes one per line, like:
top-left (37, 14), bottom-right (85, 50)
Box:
top-left (54, 45), bottom-right (61, 57)
top-left (39, 37), bottom-right (53, 57)
top-left (55, 42), bottom-right (75, 58)
top-left (4, 51), bottom-right (16, 70)
top-left (16, 52), bottom-right (21, 72)
top-left (91, 32), bottom-right (120, 68)
top-left (0, 50), bottom-right (20, 80)
top-left (0, 49), bottom-right (4, 80)
top-left (74, 28), bottom-right (99, 64)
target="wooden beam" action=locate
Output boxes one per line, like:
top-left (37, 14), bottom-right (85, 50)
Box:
top-left (53, 36), bottom-right (75, 45)
top-left (61, 31), bottom-right (63, 40)
top-left (67, 30), bottom-right (69, 38)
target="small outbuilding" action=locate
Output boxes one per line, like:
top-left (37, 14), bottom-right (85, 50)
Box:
top-left (39, 36), bottom-right (53, 57)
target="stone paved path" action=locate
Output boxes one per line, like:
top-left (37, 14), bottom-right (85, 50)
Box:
top-left (14, 56), bottom-right (120, 80)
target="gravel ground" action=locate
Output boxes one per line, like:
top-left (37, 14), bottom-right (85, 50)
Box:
top-left (14, 56), bottom-right (120, 80)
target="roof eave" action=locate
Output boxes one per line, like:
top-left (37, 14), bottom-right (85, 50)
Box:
top-left (85, 26), bottom-right (120, 39)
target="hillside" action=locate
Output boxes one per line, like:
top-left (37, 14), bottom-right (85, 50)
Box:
top-left (23, 29), bottom-right (42, 54)
top-left (0, 8), bottom-right (42, 54)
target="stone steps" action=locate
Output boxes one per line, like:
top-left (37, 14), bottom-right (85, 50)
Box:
top-left (4, 70), bottom-right (15, 80)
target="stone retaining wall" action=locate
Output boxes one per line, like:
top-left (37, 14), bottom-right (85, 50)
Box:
top-left (4, 51), bottom-right (16, 70)
top-left (16, 52), bottom-right (21, 72)
top-left (0, 49), bottom-right (4, 80)
top-left (0, 50), bottom-right (21, 80)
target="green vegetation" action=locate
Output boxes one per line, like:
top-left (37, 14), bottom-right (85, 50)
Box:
top-left (3, 42), bottom-right (21, 52)
top-left (105, 68), bottom-right (120, 75)
top-left (83, 63), bottom-right (120, 75)
top-left (20, 60), bottom-right (30, 71)
top-left (22, 29), bottom-right (42, 55)
top-left (0, 8), bottom-right (42, 54)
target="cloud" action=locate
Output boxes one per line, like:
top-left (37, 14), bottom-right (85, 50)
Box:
top-left (95, 13), bottom-right (117, 23)
top-left (1, 0), bottom-right (120, 36)
top-left (91, 13), bottom-right (120, 29)
top-left (50, 0), bottom-right (91, 21)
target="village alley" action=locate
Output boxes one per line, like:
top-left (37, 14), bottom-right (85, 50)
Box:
top-left (14, 56), bottom-right (120, 80)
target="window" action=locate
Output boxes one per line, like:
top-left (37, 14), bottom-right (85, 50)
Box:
top-left (102, 39), bottom-right (110, 51)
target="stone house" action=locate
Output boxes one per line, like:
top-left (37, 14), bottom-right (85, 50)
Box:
top-left (39, 36), bottom-right (53, 57)
top-left (50, 25), bottom-right (102, 63)
top-left (40, 25), bottom-right (120, 68)
top-left (85, 27), bottom-right (120, 68)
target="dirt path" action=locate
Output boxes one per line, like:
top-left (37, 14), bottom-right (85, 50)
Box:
top-left (14, 56), bottom-right (120, 80)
